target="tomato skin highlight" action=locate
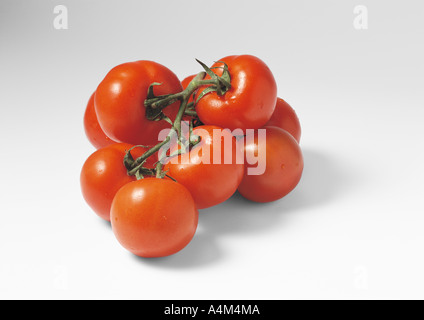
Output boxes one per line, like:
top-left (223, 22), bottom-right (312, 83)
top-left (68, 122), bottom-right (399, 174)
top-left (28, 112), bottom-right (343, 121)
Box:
top-left (95, 60), bottom-right (183, 146)
top-left (265, 98), bottom-right (301, 143)
top-left (111, 179), bottom-right (198, 258)
top-left (238, 126), bottom-right (303, 203)
top-left (83, 92), bottom-right (116, 149)
top-left (195, 55), bottom-right (277, 131)
top-left (163, 125), bottom-right (244, 209)
top-left (80, 143), bottom-right (155, 221)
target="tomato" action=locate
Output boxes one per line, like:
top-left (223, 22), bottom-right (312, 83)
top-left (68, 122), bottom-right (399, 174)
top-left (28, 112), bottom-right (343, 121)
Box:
top-left (110, 178), bottom-right (198, 258)
top-left (237, 126), bottom-right (303, 203)
top-left (265, 98), bottom-right (301, 143)
top-left (83, 92), bottom-right (117, 149)
top-left (181, 74), bottom-right (199, 107)
top-left (163, 125), bottom-right (244, 209)
top-left (181, 74), bottom-right (196, 89)
top-left (80, 143), bottom-right (156, 221)
top-left (195, 55), bottom-right (277, 131)
top-left (95, 60), bottom-right (183, 145)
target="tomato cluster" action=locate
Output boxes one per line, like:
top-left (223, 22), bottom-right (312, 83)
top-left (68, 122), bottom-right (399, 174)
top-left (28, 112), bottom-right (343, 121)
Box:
top-left (81, 55), bottom-right (304, 258)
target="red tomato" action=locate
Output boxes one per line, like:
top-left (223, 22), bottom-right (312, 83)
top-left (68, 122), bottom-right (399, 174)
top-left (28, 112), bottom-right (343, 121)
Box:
top-left (95, 60), bottom-right (183, 145)
top-left (238, 126), bottom-right (303, 203)
top-left (181, 74), bottom-right (196, 89)
top-left (163, 125), bottom-right (244, 209)
top-left (195, 55), bottom-right (277, 131)
top-left (265, 98), bottom-right (301, 143)
top-left (80, 143), bottom-right (156, 221)
top-left (83, 92), bottom-right (116, 149)
top-left (181, 74), bottom-right (198, 107)
top-left (111, 178), bottom-right (198, 258)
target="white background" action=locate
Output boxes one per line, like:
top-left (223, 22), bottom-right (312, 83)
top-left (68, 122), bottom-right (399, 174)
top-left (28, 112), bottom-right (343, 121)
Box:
top-left (0, 0), bottom-right (423, 299)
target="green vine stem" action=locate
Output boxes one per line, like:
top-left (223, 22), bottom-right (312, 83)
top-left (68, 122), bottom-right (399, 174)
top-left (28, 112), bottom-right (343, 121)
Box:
top-left (125, 59), bottom-right (232, 179)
